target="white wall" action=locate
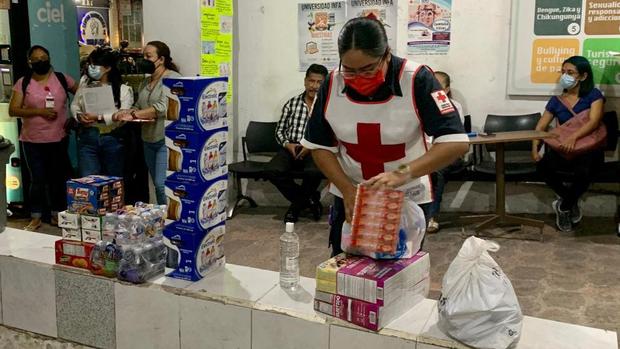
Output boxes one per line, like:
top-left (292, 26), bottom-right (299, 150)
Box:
top-left (142, 0), bottom-right (201, 76)
top-left (236, 0), bottom-right (620, 135)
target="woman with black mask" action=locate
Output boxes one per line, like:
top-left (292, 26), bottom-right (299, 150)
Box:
top-left (8, 45), bottom-right (78, 231)
top-left (118, 41), bottom-right (180, 204)
top-left (71, 47), bottom-right (134, 177)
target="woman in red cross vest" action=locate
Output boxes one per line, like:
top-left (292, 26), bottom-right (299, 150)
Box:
top-left (302, 16), bottom-right (469, 256)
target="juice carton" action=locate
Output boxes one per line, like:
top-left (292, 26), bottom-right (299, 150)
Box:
top-left (163, 76), bottom-right (228, 132)
top-left (166, 127), bottom-right (228, 184)
top-left (163, 223), bottom-right (225, 281)
top-left (165, 176), bottom-right (228, 233)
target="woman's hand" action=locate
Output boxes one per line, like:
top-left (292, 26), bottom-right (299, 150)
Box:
top-left (364, 170), bottom-right (410, 190)
top-left (77, 112), bottom-right (97, 124)
top-left (113, 110), bottom-right (133, 122)
top-left (560, 135), bottom-right (578, 153)
top-left (341, 183), bottom-right (357, 223)
top-left (40, 108), bottom-right (57, 120)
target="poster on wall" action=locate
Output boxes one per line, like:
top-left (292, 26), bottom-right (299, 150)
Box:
top-left (407, 0), bottom-right (452, 55)
top-left (508, 0), bottom-right (620, 96)
top-left (298, 1), bottom-right (346, 71)
top-left (346, 0), bottom-right (398, 49)
top-left (77, 7), bottom-right (110, 46)
top-left (201, 0), bottom-right (234, 102)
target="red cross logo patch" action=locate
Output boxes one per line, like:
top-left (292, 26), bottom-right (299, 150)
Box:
top-left (341, 123), bottom-right (406, 180)
top-left (431, 90), bottom-right (455, 115)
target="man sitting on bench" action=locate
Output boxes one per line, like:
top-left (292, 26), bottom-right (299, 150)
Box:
top-left (267, 64), bottom-right (328, 222)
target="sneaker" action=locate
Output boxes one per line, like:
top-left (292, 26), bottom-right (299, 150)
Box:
top-left (427, 217), bottom-right (440, 234)
top-left (570, 202), bottom-right (582, 224)
top-left (552, 200), bottom-right (573, 232)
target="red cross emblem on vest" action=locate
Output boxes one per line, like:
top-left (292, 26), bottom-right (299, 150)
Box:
top-left (435, 91), bottom-right (448, 102)
top-left (341, 123), bottom-right (406, 179)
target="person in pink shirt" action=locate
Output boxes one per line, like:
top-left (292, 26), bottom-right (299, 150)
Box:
top-left (8, 45), bottom-right (77, 231)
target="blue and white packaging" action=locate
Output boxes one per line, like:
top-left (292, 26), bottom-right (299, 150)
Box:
top-left (166, 127), bottom-right (228, 184)
top-left (163, 76), bottom-right (228, 132)
top-left (163, 223), bottom-right (226, 281)
top-left (165, 176), bottom-right (228, 233)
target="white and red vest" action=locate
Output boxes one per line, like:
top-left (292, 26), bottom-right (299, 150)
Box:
top-left (324, 60), bottom-right (433, 204)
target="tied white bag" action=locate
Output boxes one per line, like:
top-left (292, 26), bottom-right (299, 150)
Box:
top-left (341, 196), bottom-right (426, 259)
top-left (438, 237), bottom-right (523, 349)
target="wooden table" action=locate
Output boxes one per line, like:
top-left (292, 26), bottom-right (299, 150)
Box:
top-left (461, 130), bottom-right (555, 241)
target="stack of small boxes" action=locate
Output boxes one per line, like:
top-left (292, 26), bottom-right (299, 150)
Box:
top-left (313, 187), bottom-right (430, 331)
top-left (56, 176), bottom-right (124, 269)
top-left (162, 76), bottom-right (229, 281)
top-left (314, 252), bottom-right (430, 331)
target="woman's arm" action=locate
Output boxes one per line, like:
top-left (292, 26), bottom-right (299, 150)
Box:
top-left (560, 98), bottom-right (604, 153)
top-left (8, 90), bottom-right (56, 119)
top-left (311, 149), bottom-right (357, 222)
top-left (531, 110), bottom-right (554, 161)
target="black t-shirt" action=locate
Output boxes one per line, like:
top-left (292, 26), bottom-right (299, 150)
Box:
top-left (304, 54), bottom-right (465, 148)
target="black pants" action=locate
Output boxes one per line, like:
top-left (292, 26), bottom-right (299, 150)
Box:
top-left (22, 140), bottom-right (69, 218)
top-left (537, 148), bottom-right (603, 210)
top-left (266, 148), bottom-right (322, 209)
top-left (329, 196), bottom-right (346, 257)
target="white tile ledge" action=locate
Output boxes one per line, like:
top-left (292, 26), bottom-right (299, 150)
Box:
top-left (0, 228), bottom-right (617, 349)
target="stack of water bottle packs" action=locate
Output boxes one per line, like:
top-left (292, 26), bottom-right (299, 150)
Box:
top-left (312, 187), bottom-right (431, 331)
top-left (162, 75), bottom-right (229, 281)
top-left (57, 188), bottom-right (168, 284)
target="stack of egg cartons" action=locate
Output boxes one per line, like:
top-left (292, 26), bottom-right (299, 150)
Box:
top-left (314, 187), bottom-right (431, 331)
top-left (56, 175), bottom-right (124, 270)
top-left (162, 76), bottom-right (228, 281)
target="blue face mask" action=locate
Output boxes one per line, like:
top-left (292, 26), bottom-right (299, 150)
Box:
top-left (560, 73), bottom-right (578, 90)
top-left (88, 65), bottom-right (104, 81)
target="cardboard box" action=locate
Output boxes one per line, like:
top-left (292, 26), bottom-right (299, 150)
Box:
top-left (81, 215), bottom-right (102, 231)
top-left (316, 251), bottom-right (430, 306)
top-left (163, 76), bottom-right (228, 132)
top-left (82, 229), bottom-right (102, 244)
top-left (163, 223), bottom-right (226, 281)
top-left (164, 176), bottom-right (227, 233)
top-left (55, 239), bottom-right (95, 270)
top-left (58, 211), bottom-right (80, 229)
top-left (165, 127), bottom-right (228, 184)
top-left (314, 278), bottom-right (429, 331)
top-left (66, 176), bottom-right (124, 215)
top-left (61, 228), bottom-right (81, 242)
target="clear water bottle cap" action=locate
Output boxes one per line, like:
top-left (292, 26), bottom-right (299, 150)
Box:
top-left (285, 222), bottom-right (294, 233)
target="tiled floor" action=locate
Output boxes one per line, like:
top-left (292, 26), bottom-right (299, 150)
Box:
top-left (7, 206), bottom-right (620, 347)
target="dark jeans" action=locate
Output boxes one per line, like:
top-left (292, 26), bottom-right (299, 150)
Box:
top-left (77, 127), bottom-right (125, 177)
top-left (265, 148), bottom-right (322, 209)
top-left (537, 148), bottom-right (603, 210)
top-left (428, 158), bottom-right (465, 219)
top-left (22, 140), bottom-right (69, 218)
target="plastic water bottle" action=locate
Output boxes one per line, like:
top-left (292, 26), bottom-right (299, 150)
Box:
top-left (279, 222), bottom-right (299, 290)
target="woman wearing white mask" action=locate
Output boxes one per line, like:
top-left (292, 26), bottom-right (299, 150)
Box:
top-left (532, 56), bottom-right (605, 233)
top-left (71, 48), bottom-right (134, 176)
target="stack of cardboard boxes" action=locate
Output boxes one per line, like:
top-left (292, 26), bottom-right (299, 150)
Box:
top-left (314, 252), bottom-right (430, 331)
top-left (56, 175), bottom-right (124, 269)
top-left (162, 76), bottom-right (229, 281)
top-left (314, 187), bottom-right (430, 331)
